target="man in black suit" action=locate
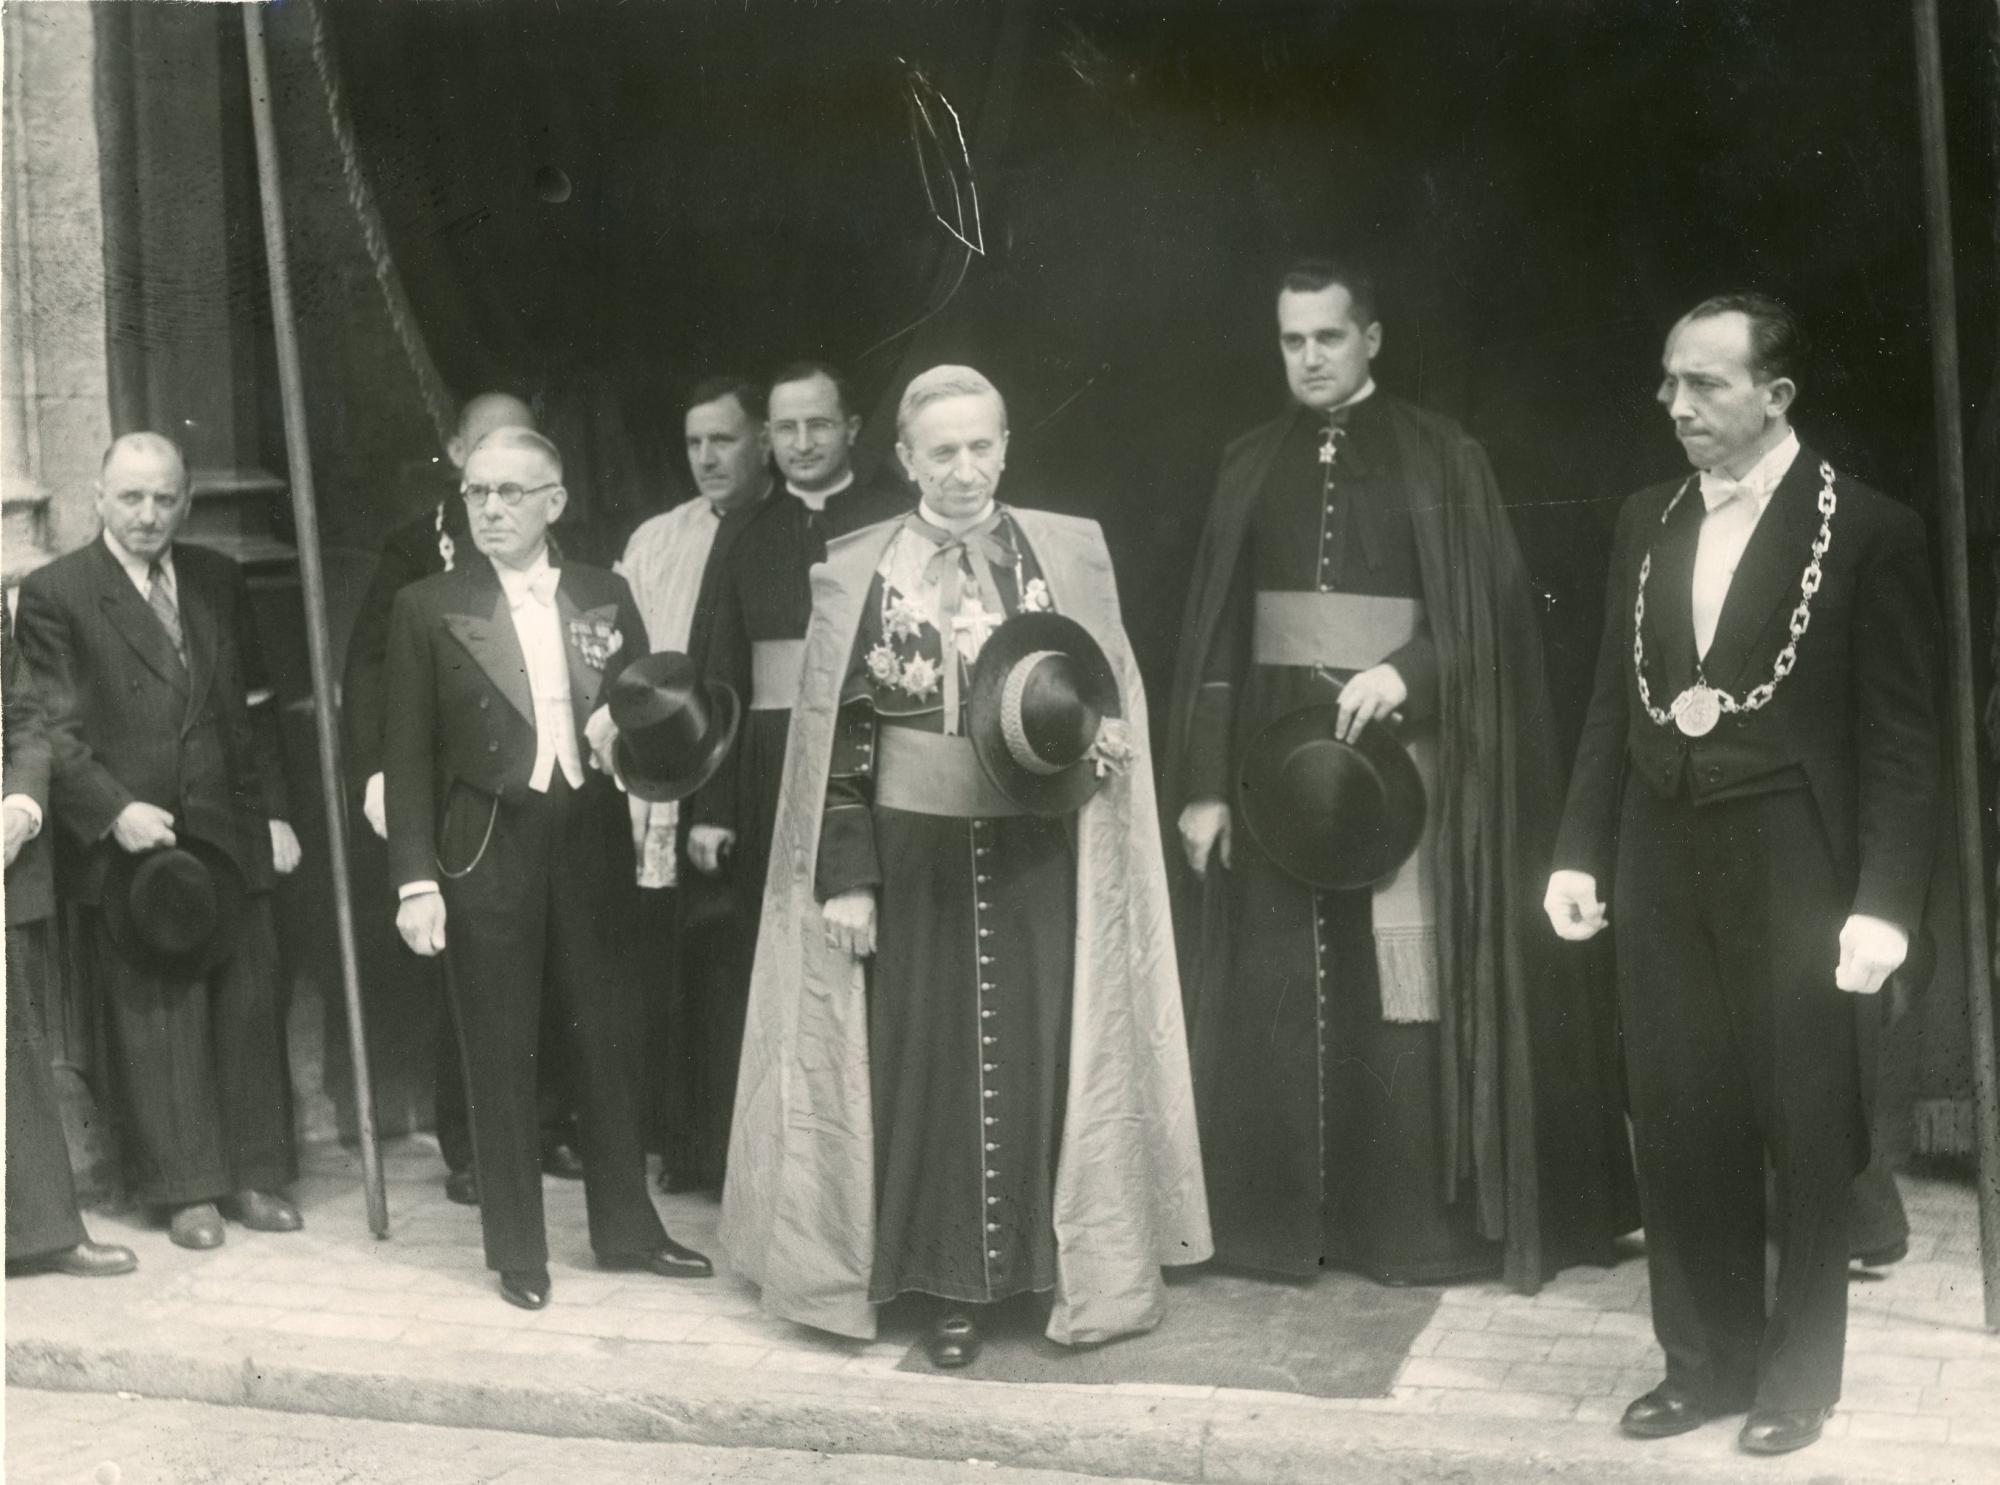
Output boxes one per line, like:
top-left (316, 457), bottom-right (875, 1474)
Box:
top-left (1546, 294), bottom-right (1942, 1455)
top-left (3, 602), bottom-right (138, 1280)
top-left (16, 432), bottom-right (303, 1250)
top-left (383, 426), bottom-right (709, 1310)
top-left (342, 390), bottom-right (585, 1205)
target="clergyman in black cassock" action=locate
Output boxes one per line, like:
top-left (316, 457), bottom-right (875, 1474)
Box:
top-left (687, 363), bottom-right (907, 1183)
top-left (1165, 260), bottom-right (1635, 1291)
top-left (1548, 295), bottom-right (1942, 1454)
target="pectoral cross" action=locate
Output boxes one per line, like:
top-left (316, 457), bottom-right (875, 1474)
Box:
top-left (951, 595), bottom-right (1004, 660)
top-left (1318, 425), bottom-right (1343, 466)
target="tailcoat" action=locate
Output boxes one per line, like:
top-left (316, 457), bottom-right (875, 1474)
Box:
top-left (382, 553), bottom-right (666, 1273)
top-left (1554, 445), bottom-right (1941, 1409)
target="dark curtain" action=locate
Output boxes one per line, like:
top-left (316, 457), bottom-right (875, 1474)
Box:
top-left (305, 0), bottom-right (1994, 1144)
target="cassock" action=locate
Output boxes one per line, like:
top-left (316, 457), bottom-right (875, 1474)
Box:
top-left (681, 475), bottom-right (907, 1179)
top-left (1165, 390), bottom-right (1636, 1291)
top-left (722, 507), bottom-right (1210, 1343)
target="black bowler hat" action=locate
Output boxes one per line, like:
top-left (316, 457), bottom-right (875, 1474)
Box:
top-left (609, 652), bottom-right (741, 803)
top-left (1237, 703), bottom-right (1426, 890)
top-left (968, 613), bottom-right (1124, 817)
top-left (102, 833), bottom-right (248, 978)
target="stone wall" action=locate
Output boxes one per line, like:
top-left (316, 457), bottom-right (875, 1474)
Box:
top-left (2, 1), bottom-right (109, 581)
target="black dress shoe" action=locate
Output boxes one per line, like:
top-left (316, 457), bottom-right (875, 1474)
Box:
top-left (540, 1141), bottom-right (587, 1180)
top-left (10, 1239), bottom-right (139, 1278)
top-left (222, 1189), bottom-right (303, 1233)
top-left (444, 1169), bottom-right (480, 1206)
top-left (1853, 1239), bottom-right (1908, 1269)
top-left (925, 1311), bottom-right (981, 1369)
top-left (1619, 1382), bottom-right (1710, 1439)
top-left (1739, 1406), bottom-right (1831, 1455)
top-left (168, 1202), bottom-right (226, 1250)
top-left (599, 1237), bottom-right (713, 1279)
top-left (499, 1268), bottom-right (551, 1310)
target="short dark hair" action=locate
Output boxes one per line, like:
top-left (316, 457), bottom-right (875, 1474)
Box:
top-left (769, 360), bottom-right (854, 419)
top-left (1277, 256), bottom-right (1380, 327)
top-left (685, 374), bottom-right (765, 424)
top-left (1681, 292), bottom-right (1808, 387)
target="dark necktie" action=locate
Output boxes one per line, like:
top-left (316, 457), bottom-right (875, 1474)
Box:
top-left (147, 560), bottom-right (187, 665)
top-left (902, 509), bottom-right (1015, 732)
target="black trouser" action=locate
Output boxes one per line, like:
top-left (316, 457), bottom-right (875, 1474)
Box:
top-left (1615, 781), bottom-right (1865, 1412)
top-left (432, 974), bottom-right (580, 1177)
top-left (437, 775), bottom-right (664, 1272)
top-left (6, 923), bottom-right (87, 1261)
top-left (92, 896), bottom-right (296, 1207)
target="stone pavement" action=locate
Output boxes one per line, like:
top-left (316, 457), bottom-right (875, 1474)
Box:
top-left (7, 1138), bottom-right (2000, 1485)
top-left (4, 1389), bottom-right (1193, 1485)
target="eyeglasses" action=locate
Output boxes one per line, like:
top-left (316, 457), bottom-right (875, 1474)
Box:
top-left (461, 481), bottom-right (559, 508)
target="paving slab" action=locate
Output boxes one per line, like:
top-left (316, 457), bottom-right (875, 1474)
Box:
top-left (6, 1139), bottom-right (1998, 1484)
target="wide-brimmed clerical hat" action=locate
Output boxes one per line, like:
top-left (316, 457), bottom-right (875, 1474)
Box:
top-left (968, 613), bottom-right (1124, 817)
top-left (1237, 703), bottom-right (1426, 890)
top-left (102, 832), bottom-right (248, 978)
top-left (609, 652), bottom-right (741, 803)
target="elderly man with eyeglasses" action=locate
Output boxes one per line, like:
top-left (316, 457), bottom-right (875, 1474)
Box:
top-left (382, 426), bottom-right (711, 1311)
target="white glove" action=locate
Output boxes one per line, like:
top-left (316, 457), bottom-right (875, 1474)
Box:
top-left (1544, 870), bottom-right (1608, 941)
top-left (363, 772), bottom-right (387, 839)
top-left (1836, 914), bottom-right (1908, 995)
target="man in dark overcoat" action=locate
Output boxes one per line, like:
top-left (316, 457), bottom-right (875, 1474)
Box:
top-left (3, 601), bottom-right (138, 1280)
top-left (1547, 293), bottom-right (1942, 1455)
top-left (16, 432), bottom-right (302, 1250)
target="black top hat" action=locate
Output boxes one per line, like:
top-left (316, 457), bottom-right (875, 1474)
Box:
top-left (968, 613), bottom-right (1123, 817)
top-left (102, 832), bottom-right (248, 978)
top-left (1237, 704), bottom-right (1426, 891)
top-left (609, 652), bottom-right (741, 803)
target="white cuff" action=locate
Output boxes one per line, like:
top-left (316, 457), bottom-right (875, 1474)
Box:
top-left (3, 794), bottom-right (43, 837)
top-left (398, 880), bottom-right (440, 901)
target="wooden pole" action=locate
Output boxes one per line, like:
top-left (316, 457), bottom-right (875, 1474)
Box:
top-left (242, 5), bottom-right (389, 1238)
top-left (1913, 0), bottom-right (2000, 1330)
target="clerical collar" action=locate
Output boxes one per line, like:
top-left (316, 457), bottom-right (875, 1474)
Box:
top-left (787, 469), bottom-right (854, 510)
top-left (1318, 378), bottom-right (1377, 419)
top-left (918, 498), bottom-right (996, 535)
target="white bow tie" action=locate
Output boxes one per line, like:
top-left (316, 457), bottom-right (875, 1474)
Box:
top-left (504, 567), bottom-right (560, 609)
top-left (1699, 472), bottom-right (1760, 514)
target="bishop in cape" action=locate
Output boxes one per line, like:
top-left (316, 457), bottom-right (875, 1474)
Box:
top-left (721, 366), bottom-right (1211, 1358)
